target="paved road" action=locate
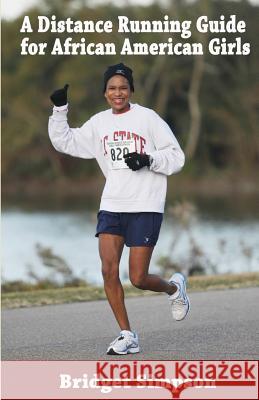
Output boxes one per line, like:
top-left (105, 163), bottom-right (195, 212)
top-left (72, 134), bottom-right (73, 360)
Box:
top-left (2, 288), bottom-right (259, 360)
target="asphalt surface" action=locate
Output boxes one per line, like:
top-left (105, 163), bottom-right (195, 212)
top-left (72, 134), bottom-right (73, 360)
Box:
top-left (2, 288), bottom-right (259, 360)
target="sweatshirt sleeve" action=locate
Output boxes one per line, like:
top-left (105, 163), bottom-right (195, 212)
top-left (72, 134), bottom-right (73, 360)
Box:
top-left (148, 110), bottom-right (185, 176)
top-left (48, 104), bottom-right (95, 159)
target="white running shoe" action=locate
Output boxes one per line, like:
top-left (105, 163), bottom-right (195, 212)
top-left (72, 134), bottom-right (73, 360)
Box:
top-left (169, 272), bottom-right (190, 321)
top-left (107, 330), bottom-right (140, 355)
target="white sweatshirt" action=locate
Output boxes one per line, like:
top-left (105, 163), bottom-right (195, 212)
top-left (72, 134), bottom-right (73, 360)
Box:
top-left (48, 103), bottom-right (185, 213)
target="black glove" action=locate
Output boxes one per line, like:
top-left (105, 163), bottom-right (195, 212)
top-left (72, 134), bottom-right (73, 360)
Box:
top-left (50, 84), bottom-right (69, 106)
top-left (123, 152), bottom-right (150, 171)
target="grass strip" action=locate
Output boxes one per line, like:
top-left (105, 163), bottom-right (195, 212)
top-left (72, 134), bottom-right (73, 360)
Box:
top-left (2, 272), bottom-right (259, 309)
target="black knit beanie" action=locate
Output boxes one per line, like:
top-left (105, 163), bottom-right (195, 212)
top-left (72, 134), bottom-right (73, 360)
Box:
top-left (103, 63), bottom-right (134, 93)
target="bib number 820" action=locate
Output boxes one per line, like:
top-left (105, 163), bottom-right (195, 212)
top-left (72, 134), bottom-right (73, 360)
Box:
top-left (110, 147), bottom-right (129, 161)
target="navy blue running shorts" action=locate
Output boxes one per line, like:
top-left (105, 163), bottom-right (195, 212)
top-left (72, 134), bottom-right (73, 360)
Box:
top-left (95, 211), bottom-right (163, 247)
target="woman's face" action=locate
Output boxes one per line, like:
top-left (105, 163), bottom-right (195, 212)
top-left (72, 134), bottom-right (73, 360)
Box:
top-left (104, 75), bottom-right (132, 114)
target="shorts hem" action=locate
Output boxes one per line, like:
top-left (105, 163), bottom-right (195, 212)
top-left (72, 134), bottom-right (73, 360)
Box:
top-left (95, 231), bottom-right (124, 238)
top-left (125, 243), bottom-right (157, 248)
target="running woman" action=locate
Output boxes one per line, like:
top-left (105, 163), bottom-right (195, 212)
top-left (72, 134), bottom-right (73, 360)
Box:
top-left (49, 63), bottom-right (190, 355)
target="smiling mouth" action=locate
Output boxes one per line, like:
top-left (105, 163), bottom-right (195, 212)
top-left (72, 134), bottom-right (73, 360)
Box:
top-left (113, 98), bottom-right (124, 104)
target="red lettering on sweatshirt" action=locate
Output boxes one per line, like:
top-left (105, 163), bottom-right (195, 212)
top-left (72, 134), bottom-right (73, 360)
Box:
top-left (103, 135), bottom-right (108, 155)
top-left (103, 131), bottom-right (146, 155)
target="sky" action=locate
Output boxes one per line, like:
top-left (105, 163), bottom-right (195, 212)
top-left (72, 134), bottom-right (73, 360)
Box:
top-left (1, 0), bottom-right (155, 20)
top-left (1, 0), bottom-right (258, 20)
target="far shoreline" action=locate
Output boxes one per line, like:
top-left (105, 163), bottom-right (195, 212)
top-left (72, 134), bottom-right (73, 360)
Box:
top-left (2, 173), bottom-right (259, 208)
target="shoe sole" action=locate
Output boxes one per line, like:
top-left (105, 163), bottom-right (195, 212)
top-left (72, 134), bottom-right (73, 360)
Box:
top-left (107, 346), bottom-right (140, 355)
top-left (171, 273), bottom-right (190, 321)
top-left (175, 295), bottom-right (190, 321)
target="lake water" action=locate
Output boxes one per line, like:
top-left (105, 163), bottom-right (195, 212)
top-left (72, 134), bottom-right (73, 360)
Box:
top-left (2, 202), bottom-right (259, 284)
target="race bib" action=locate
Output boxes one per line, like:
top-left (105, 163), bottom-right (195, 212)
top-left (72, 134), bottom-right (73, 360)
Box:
top-left (106, 139), bottom-right (135, 169)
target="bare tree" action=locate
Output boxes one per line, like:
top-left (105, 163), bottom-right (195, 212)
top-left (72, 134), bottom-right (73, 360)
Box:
top-left (185, 53), bottom-right (205, 159)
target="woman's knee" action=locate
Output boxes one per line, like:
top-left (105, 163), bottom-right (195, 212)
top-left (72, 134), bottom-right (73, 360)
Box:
top-left (129, 273), bottom-right (147, 289)
top-left (101, 262), bottom-right (119, 283)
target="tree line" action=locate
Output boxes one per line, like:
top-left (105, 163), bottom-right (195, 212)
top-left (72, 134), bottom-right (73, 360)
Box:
top-left (2, 0), bottom-right (259, 184)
